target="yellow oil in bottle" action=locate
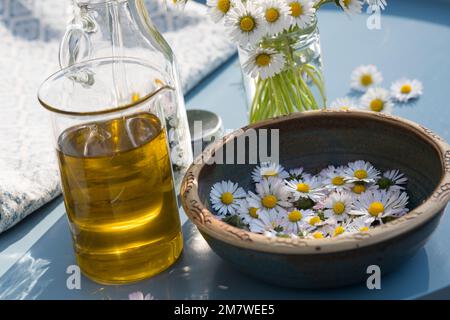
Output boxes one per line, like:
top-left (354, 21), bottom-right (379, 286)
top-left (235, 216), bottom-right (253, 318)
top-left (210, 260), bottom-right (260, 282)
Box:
top-left (57, 112), bottom-right (182, 284)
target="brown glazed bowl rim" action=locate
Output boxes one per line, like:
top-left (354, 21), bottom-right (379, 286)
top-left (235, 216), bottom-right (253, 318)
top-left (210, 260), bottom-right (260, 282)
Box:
top-left (181, 110), bottom-right (450, 255)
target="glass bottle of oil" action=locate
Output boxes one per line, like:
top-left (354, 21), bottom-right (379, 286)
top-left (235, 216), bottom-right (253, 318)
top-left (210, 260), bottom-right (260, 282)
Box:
top-left (38, 58), bottom-right (183, 284)
top-left (59, 0), bottom-right (192, 190)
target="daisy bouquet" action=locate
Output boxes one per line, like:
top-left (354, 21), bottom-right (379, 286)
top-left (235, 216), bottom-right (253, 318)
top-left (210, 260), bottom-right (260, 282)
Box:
top-left (209, 160), bottom-right (410, 239)
top-left (206, 0), bottom-right (383, 123)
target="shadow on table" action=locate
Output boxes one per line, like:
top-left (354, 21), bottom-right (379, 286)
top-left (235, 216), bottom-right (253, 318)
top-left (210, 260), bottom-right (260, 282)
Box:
top-left (0, 216), bottom-right (431, 300)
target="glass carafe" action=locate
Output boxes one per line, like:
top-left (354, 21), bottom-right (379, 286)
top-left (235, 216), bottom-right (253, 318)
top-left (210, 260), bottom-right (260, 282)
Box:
top-left (38, 57), bottom-right (183, 284)
top-left (59, 0), bottom-right (192, 189)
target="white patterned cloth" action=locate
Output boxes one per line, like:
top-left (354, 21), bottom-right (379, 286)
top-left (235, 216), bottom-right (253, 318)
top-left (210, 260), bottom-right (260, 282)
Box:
top-left (0, 0), bottom-right (235, 233)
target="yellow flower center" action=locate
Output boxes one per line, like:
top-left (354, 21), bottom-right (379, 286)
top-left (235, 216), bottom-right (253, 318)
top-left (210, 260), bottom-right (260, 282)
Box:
top-left (334, 226), bottom-right (345, 237)
top-left (368, 201), bottom-right (385, 217)
top-left (265, 8), bottom-right (280, 23)
top-left (370, 99), bottom-right (384, 112)
top-left (360, 226), bottom-right (369, 232)
top-left (290, 2), bottom-right (303, 17)
top-left (309, 216), bottom-right (321, 226)
top-left (255, 53), bottom-right (271, 67)
top-left (360, 74), bottom-right (373, 87)
top-left (217, 0), bottom-right (230, 14)
top-left (313, 232), bottom-right (324, 239)
top-left (262, 169), bottom-right (278, 177)
top-left (262, 195), bottom-right (277, 209)
top-left (131, 92), bottom-right (140, 103)
top-left (249, 207), bottom-right (259, 219)
top-left (352, 183), bottom-right (366, 194)
top-left (354, 169), bottom-right (368, 180)
top-left (342, 0), bottom-right (352, 8)
top-left (333, 202), bottom-right (346, 215)
top-left (296, 183), bottom-right (310, 193)
top-left (240, 16), bottom-right (256, 32)
top-left (340, 106), bottom-right (349, 111)
top-left (221, 192), bottom-right (234, 205)
top-left (288, 210), bottom-right (303, 222)
top-left (332, 176), bottom-right (345, 186)
top-left (401, 84), bottom-right (412, 94)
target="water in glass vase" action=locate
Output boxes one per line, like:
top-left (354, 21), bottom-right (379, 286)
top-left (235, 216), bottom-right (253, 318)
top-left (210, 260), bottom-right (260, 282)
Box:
top-left (56, 112), bottom-right (182, 284)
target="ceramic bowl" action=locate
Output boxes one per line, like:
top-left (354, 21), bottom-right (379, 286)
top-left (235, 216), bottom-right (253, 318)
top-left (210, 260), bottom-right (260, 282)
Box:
top-left (181, 110), bottom-right (450, 288)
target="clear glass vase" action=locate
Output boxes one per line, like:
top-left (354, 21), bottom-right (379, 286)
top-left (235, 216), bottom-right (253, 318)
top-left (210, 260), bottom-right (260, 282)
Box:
top-left (59, 0), bottom-right (192, 189)
top-left (238, 17), bottom-right (326, 124)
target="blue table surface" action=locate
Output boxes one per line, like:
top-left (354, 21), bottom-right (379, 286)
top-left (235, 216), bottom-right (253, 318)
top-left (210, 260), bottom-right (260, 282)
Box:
top-left (1, 0), bottom-right (450, 300)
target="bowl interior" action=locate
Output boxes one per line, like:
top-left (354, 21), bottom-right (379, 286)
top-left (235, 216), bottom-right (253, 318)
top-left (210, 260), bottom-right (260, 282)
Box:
top-left (198, 113), bottom-right (444, 211)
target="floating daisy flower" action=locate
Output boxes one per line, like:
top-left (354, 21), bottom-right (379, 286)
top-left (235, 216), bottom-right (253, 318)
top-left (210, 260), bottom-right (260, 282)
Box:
top-left (284, 208), bottom-right (314, 235)
top-left (344, 160), bottom-right (380, 184)
top-left (248, 209), bottom-right (287, 234)
top-left (360, 87), bottom-right (394, 113)
top-left (287, 0), bottom-right (316, 29)
top-left (287, 167), bottom-right (312, 181)
top-left (251, 161), bottom-right (289, 183)
top-left (320, 165), bottom-right (350, 192)
top-left (377, 169), bottom-right (408, 191)
top-left (225, 1), bottom-right (265, 45)
top-left (349, 181), bottom-right (378, 195)
top-left (390, 78), bottom-right (423, 102)
top-left (346, 216), bottom-right (372, 233)
top-left (260, 0), bottom-right (290, 36)
top-left (350, 189), bottom-right (409, 224)
top-left (285, 176), bottom-right (326, 202)
top-left (308, 230), bottom-right (326, 239)
top-left (323, 192), bottom-right (353, 222)
top-left (237, 199), bottom-right (261, 223)
top-left (321, 221), bottom-right (349, 238)
top-left (243, 47), bottom-right (286, 80)
top-left (339, 0), bottom-right (363, 15)
top-left (210, 180), bottom-right (247, 216)
top-left (247, 177), bottom-right (292, 216)
top-left (304, 212), bottom-right (326, 231)
top-left (207, 0), bottom-right (233, 23)
top-left (350, 65), bottom-right (383, 92)
top-left (329, 97), bottom-right (360, 111)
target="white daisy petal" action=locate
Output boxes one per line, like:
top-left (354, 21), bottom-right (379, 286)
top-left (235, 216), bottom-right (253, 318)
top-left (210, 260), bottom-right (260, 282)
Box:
top-left (260, 0), bottom-right (291, 36)
top-left (339, 0), bottom-right (364, 15)
top-left (207, 0), bottom-right (233, 22)
top-left (329, 97), bottom-right (361, 111)
top-left (251, 161), bottom-right (289, 183)
top-left (209, 180), bottom-right (247, 216)
top-left (287, 0), bottom-right (316, 29)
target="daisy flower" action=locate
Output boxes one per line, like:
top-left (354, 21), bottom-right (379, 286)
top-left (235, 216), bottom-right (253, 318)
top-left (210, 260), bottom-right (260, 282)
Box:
top-left (285, 176), bottom-right (326, 202)
top-left (284, 208), bottom-right (314, 235)
top-left (307, 230), bottom-right (326, 239)
top-left (210, 180), bottom-right (247, 216)
top-left (344, 160), bottom-right (380, 184)
top-left (350, 189), bottom-right (409, 224)
top-left (287, 167), bottom-right (312, 181)
top-left (377, 169), bottom-right (408, 191)
top-left (225, 1), bottom-right (265, 45)
top-left (237, 199), bottom-right (261, 223)
top-left (346, 216), bottom-right (372, 233)
top-left (349, 181), bottom-right (378, 195)
top-left (323, 191), bottom-right (353, 222)
top-left (339, 0), bottom-right (363, 15)
top-left (304, 211), bottom-right (326, 231)
top-left (320, 165), bottom-right (351, 192)
top-left (260, 0), bottom-right (290, 36)
top-left (350, 65), bottom-right (383, 92)
top-left (360, 87), bottom-right (394, 113)
top-left (287, 0), bottom-right (316, 29)
top-left (321, 221), bottom-right (349, 238)
top-left (243, 47), bottom-right (286, 80)
top-left (251, 161), bottom-right (289, 183)
top-left (390, 78), bottom-right (423, 103)
top-left (248, 209), bottom-right (287, 234)
top-left (207, 0), bottom-right (233, 23)
top-left (247, 177), bottom-right (293, 216)
top-left (329, 97), bottom-right (360, 111)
